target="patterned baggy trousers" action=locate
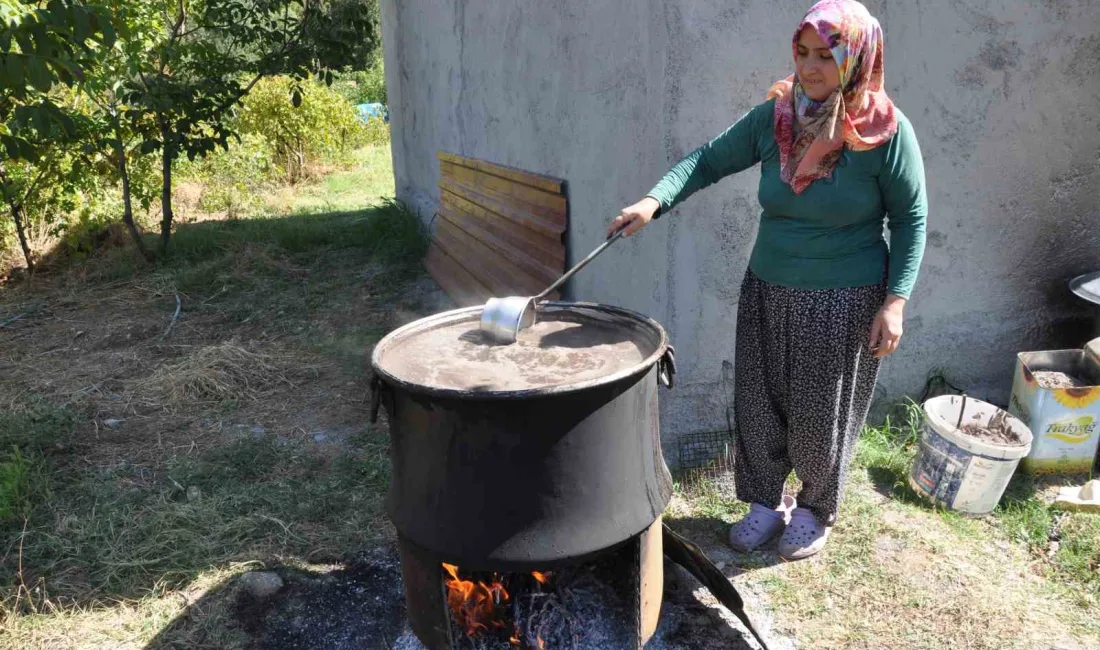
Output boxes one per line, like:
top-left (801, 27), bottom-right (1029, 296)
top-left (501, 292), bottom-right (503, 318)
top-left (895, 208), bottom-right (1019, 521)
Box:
top-left (733, 270), bottom-right (885, 524)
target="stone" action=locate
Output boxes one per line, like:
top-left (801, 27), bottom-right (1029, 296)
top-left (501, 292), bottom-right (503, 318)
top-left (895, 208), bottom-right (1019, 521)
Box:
top-left (239, 571), bottom-right (284, 600)
top-left (103, 418), bottom-right (121, 429)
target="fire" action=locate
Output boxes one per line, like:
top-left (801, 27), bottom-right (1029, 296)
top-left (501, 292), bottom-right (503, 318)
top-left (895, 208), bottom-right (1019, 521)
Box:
top-left (441, 564), bottom-right (557, 647)
top-left (442, 563), bottom-right (510, 637)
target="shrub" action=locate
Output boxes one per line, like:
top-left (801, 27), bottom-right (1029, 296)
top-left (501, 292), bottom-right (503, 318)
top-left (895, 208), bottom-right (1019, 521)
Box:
top-left (361, 116), bottom-right (390, 146)
top-left (176, 134), bottom-right (276, 217)
top-left (238, 76), bottom-right (369, 184)
top-left (333, 62), bottom-right (387, 106)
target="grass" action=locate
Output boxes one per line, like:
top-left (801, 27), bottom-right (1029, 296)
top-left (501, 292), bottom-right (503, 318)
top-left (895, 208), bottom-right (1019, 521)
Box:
top-left (666, 400), bottom-right (1100, 649)
top-left (287, 145), bottom-right (396, 215)
top-left (0, 448), bottom-right (29, 521)
top-left (14, 425), bottom-right (390, 597)
top-left (852, 401), bottom-right (1100, 603)
top-left (0, 141), bottom-right (438, 648)
top-left (0, 398), bottom-right (74, 524)
top-left (1, 395), bottom-right (393, 648)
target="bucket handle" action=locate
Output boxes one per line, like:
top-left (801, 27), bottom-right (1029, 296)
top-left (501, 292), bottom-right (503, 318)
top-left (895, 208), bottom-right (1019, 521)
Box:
top-left (659, 346), bottom-right (677, 390)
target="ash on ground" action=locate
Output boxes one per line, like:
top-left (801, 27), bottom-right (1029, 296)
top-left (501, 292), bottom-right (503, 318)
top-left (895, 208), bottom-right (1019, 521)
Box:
top-left (236, 547), bottom-right (407, 650)
top-left (232, 546), bottom-right (773, 650)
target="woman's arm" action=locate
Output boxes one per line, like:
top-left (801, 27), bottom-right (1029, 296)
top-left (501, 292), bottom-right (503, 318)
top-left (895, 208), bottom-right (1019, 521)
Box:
top-left (870, 116), bottom-right (928, 357)
top-left (610, 101), bottom-right (770, 237)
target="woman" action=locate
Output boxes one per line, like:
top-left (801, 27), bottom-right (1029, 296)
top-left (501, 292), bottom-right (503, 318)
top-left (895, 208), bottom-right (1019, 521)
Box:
top-left (609, 0), bottom-right (926, 560)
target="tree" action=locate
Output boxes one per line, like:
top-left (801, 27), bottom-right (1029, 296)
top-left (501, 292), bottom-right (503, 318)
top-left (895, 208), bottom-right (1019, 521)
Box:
top-left (77, 1), bottom-right (163, 261)
top-left (117, 0), bottom-right (375, 254)
top-left (0, 0), bottom-right (116, 270)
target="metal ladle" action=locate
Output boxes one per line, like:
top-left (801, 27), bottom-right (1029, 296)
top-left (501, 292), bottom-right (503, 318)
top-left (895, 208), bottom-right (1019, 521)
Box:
top-left (479, 227), bottom-right (626, 343)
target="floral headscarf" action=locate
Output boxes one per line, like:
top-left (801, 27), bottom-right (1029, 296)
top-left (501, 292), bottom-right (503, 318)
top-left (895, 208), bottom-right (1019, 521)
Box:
top-left (767, 0), bottom-right (897, 194)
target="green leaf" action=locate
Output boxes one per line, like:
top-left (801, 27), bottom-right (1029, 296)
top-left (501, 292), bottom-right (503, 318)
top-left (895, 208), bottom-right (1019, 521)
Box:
top-left (72, 7), bottom-right (90, 43)
top-left (50, 57), bottom-right (82, 84)
top-left (28, 23), bottom-right (48, 56)
top-left (26, 56), bottom-right (50, 92)
top-left (1, 135), bottom-right (18, 159)
top-left (5, 54), bottom-right (25, 91)
top-left (18, 136), bottom-right (37, 161)
top-left (138, 139), bottom-right (160, 155)
top-left (30, 106), bottom-right (48, 133)
top-left (13, 31), bottom-right (30, 55)
top-left (100, 18), bottom-right (115, 49)
top-left (57, 112), bottom-right (76, 137)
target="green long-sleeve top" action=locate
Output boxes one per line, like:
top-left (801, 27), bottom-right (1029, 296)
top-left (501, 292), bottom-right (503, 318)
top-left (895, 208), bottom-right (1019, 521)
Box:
top-left (647, 99), bottom-right (927, 299)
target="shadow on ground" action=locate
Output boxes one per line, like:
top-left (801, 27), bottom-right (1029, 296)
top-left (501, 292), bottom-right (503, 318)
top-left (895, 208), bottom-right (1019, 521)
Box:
top-left (142, 541), bottom-right (769, 650)
top-left (144, 548), bottom-right (407, 650)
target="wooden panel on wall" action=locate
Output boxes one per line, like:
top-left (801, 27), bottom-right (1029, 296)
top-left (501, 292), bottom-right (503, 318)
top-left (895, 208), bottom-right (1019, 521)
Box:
top-left (428, 152), bottom-right (568, 306)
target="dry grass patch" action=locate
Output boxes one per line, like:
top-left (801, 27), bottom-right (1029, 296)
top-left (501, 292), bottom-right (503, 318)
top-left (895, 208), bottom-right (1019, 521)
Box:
top-left (142, 342), bottom-right (300, 407)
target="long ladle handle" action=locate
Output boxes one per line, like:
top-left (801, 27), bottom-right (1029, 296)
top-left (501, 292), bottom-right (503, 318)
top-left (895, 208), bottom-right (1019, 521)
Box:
top-left (536, 227), bottom-right (626, 301)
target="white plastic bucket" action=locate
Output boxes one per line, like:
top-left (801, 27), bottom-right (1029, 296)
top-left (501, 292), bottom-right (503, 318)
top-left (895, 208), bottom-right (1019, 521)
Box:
top-left (909, 395), bottom-right (1033, 516)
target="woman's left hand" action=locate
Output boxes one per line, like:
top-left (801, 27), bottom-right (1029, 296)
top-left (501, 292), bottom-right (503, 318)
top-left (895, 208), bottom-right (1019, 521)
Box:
top-left (869, 295), bottom-right (906, 358)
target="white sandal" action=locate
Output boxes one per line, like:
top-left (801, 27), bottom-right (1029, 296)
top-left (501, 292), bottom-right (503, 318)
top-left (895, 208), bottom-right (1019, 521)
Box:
top-left (728, 495), bottom-right (796, 552)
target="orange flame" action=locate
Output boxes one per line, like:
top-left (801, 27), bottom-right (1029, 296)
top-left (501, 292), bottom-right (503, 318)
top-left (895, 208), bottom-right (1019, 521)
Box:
top-left (442, 563), bottom-right (510, 637)
top-left (531, 571), bottom-right (550, 585)
top-left (537, 638), bottom-right (546, 649)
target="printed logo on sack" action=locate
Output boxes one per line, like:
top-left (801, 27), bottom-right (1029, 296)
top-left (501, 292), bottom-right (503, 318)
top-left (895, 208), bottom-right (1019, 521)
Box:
top-left (1045, 416), bottom-right (1098, 444)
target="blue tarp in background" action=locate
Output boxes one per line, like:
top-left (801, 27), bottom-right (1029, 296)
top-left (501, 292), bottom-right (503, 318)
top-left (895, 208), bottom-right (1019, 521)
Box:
top-left (356, 103), bottom-right (389, 123)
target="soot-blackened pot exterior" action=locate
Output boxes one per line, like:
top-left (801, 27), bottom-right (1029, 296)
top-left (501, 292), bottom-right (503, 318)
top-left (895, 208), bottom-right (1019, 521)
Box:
top-left (370, 304), bottom-right (675, 571)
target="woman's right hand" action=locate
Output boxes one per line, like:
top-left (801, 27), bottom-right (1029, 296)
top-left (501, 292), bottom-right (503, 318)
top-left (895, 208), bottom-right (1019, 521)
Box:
top-left (608, 197), bottom-right (660, 238)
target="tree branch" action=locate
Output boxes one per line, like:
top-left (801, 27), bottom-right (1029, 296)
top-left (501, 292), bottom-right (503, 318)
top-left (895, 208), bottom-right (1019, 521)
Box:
top-left (19, 166), bottom-right (47, 208)
top-left (212, 11), bottom-right (312, 116)
top-left (159, 0), bottom-right (187, 77)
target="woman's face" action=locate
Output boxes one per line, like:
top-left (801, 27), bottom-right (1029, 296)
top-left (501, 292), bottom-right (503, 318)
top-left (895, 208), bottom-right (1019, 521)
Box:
top-left (795, 25), bottom-right (840, 101)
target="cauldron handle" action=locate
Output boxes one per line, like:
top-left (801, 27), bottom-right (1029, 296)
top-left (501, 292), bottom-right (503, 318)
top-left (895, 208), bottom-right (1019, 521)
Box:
top-left (658, 346), bottom-right (677, 389)
top-left (369, 376), bottom-right (394, 424)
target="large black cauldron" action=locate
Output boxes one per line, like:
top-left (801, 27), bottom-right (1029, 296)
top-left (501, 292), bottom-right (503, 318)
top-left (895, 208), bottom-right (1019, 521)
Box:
top-left (370, 302), bottom-right (675, 571)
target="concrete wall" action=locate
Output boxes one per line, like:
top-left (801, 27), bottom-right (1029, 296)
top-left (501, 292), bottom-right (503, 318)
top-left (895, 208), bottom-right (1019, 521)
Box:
top-left (380, 0), bottom-right (1100, 455)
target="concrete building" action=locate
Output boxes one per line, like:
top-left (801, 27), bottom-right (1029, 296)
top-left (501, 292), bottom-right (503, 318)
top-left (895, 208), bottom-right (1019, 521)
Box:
top-left (379, 0), bottom-right (1100, 455)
